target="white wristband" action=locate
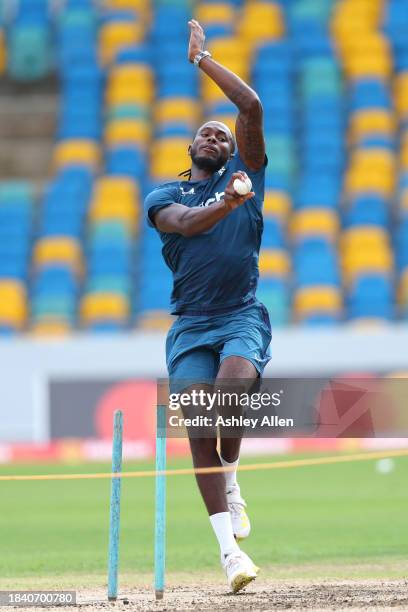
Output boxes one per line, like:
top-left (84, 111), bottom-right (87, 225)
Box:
top-left (193, 50), bottom-right (212, 66)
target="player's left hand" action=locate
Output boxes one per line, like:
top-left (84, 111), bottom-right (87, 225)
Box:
top-left (188, 19), bottom-right (205, 63)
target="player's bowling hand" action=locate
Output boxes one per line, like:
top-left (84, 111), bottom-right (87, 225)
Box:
top-left (188, 20), bottom-right (206, 62)
top-left (224, 172), bottom-right (255, 211)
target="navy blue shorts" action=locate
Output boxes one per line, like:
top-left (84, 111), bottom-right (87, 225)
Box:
top-left (166, 300), bottom-right (272, 390)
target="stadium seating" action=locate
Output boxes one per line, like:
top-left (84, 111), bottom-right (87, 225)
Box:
top-left (1, 0), bottom-right (408, 331)
top-left (0, 27), bottom-right (6, 75)
top-left (0, 182), bottom-right (33, 333)
top-left (7, 0), bottom-right (52, 81)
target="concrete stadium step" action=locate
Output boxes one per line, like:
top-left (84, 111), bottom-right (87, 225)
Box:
top-left (0, 77), bottom-right (58, 180)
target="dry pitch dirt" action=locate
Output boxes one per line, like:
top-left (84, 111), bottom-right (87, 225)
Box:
top-left (2, 579), bottom-right (408, 612)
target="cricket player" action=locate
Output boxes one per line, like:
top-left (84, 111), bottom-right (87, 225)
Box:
top-left (144, 20), bottom-right (271, 593)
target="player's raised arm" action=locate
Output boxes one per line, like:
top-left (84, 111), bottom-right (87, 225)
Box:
top-left (188, 19), bottom-right (265, 172)
top-left (153, 172), bottom-right (255, 237)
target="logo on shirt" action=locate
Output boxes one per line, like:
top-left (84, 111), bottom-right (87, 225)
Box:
top-left (180, 187), bottom-right (195, 195)
top-left (199, 191), bottom-right (225, 207)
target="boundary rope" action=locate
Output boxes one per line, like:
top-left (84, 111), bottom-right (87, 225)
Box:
top-left (0, 448), bottom-right (407, 482)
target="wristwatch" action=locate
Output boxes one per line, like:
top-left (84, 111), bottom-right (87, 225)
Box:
top-left (193, 50), bottom-right (212, 66)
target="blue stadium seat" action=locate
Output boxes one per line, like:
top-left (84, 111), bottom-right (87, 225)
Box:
top-left (344, 196), bottom-right (389, 228)
top-left (262, 219), bottom-right (285, 248)
top-left (294, 240), bottom-right (340, 288)
top-left (116, 45), bottom-right (151, 65)
top-left (396, 219), bottom-right (408, 271)
top-left (348, 275), bottom-right (394, 320)
top-left (106, 147), bottom-right (146, 179)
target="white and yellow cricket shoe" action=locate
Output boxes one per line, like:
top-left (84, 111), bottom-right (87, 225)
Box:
top-left (227, 485), bottom-right (251, 541)
top-left (222, 550), bottom-right (259, 594)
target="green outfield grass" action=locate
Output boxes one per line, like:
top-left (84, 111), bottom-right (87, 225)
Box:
top-left (0, 452), bottom-right (407, 585)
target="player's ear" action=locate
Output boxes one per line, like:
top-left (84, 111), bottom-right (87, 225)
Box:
top-left (188, 145), bottom-right (192, 155)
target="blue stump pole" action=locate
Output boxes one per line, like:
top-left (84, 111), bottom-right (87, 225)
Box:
top-left (154, 404), bottom-right (167, 600)
top-left (108, 410), bottom-right (123, 601)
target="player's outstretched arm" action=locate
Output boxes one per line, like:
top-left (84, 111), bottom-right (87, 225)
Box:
top-left (188, 19), bottom-right (265, 172)
top-left (153, 173), bottom-right (255, 237)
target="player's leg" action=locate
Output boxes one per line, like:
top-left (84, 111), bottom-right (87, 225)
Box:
top-left (215, 356), bottom-right (257, 542)
top-left (185, 384), bottom-right (228, 516)
top-left (166, 320), bottom-right (231, 516)
top-left (216, 355), bottom-right (258, 463)
top-left (169, 347), bottom-right (242, 566)
top-left (166, 313), bottom-right (265, 591)
top-left (216, 301), bottom-right (272, 541)
top-left (185, 389), bottom-right (259, 595)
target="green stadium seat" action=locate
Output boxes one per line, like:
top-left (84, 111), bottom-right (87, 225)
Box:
top-left (8, 27), bottom-right (51, 82)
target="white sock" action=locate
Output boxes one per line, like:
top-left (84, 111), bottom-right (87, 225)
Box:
top-left (220, 456), bottom-right (239, 492)
top-left (209, 512), bottom-right (240, 558)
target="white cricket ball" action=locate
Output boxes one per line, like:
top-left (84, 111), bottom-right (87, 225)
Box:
top-left (233, 176), bottom-right (252, 196)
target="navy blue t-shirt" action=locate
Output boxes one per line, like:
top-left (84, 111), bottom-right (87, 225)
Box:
top-left (144, 152), bottom-right (266, 315)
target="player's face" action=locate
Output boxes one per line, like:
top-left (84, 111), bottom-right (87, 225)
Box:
top-left (190, 122), bottom-right (234, 172)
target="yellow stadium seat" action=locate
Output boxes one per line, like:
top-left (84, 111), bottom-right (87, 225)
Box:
top-left (345, 169), bottom-right (395, 197)
top-left (0, 29), bottom-right (6, 76)
top-left (345, 148), bottom-right (396, 196)
top-left (89, 200), bottom-right (138, 226)
top-left (341, 226), bottom-right (390, 248)
top-left (204, 113), bottom-right (236, 134)
top-left (154, 98), bottom-right (201, 125)
top-left (350, 148), bottom-right (395, 168)
top-left (196, 3), bottom-right (235, 24)
top-left (237, 2), bottom-right (285, 45)
top-left (340, 33), bottom-right (391, 64)
top-left (0, 301), bottom-right (27, 329)
top-left (104, 119), bottom-right (150, 146)
top-left (80, 293), bottom-right (129, 323)
top-left (291, 209), bottom-right (339, 241)
top-left (0, 281), bottom-right (28, 328)
top-left (108, 65), bottom-right (153, 90)
top-left (293, 286), bottom-right (342, 314)
top-left (345, 54), bottom-right (392, 80)
top-left (99, 21), bottom-right (144, 64)
top-left (54, 140), bottom-right (100, 170)
top-left (106, 85), bottom-right (154, 108)
top-left (349, 110), bottom-right (395, 143)
top-left (93, 176), bottom-right (139, 202)
top-left (395, 72), bottom-right (408, 118)
top-left (150, 138), bottom-right (191, 179)
top-left (332, 0), bottom-right (383, 42)
top-left (0, 279), bottom-right (26, 298)
top-left (103, 0), bottom-right (149, 10)
top-left (263, 191), bottom-right (291, 220)
top-left (208, 37), bottom-right (250, 62)
top-left (34, 237), bottom-right (82, 273)
top-left (339, 31), bottom-right (390, 52)
top-left (342, 251), bottom-right (393, 282)
top-left (259, 249), bottom-right (290, 277)
top-left (99, 20), bottom-right (143, 45)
